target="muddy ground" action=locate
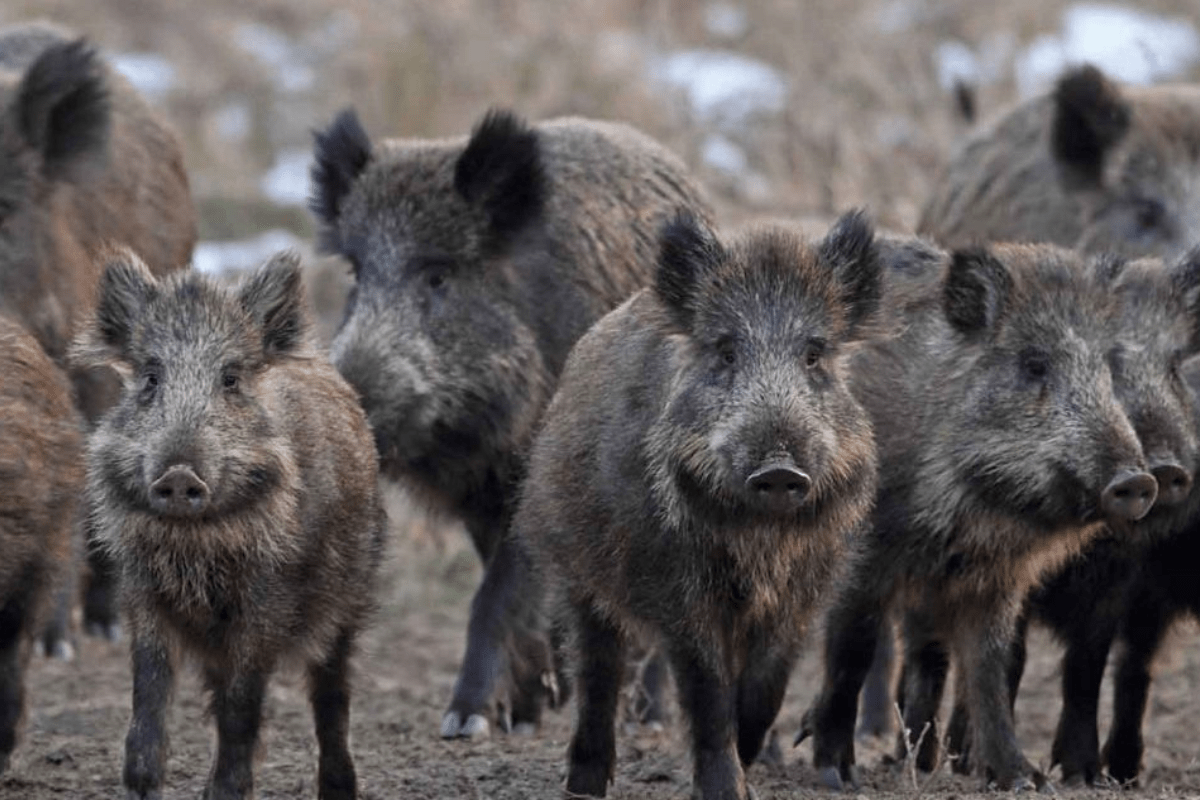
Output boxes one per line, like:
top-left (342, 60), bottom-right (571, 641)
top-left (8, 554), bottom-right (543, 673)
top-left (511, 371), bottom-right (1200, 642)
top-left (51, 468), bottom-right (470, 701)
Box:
top-left (4, 502), bottom-right (1200, 800)
top-left (4, 0), bottom-right (1200, 797)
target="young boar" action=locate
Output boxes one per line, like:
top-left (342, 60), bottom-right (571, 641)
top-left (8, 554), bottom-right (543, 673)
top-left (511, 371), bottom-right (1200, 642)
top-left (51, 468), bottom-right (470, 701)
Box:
top-left (939, 251), bottom-right (1200, 785)
top-left (73, 250), bottom-right (385, 800)
top-left (518, 211), bottom-right (881, 799)
top-left (0, 21), bottom-right (197, 642)
top-left (0, 315), bottom-right (80, 771)
top-left (311, 106), bottom-right (713, 737)
top-left (918, 64), bottom-right (1200, 261)
top-left (796, 243), bottom-right (1156, 791)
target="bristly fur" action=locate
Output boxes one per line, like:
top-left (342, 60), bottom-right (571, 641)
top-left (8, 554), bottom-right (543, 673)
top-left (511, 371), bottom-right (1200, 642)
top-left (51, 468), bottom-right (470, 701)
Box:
top-left (16, 37), bottom-right (110, 176)
top-left (453, 108), bottom-right (545, 237)
top-left (309, 107), bottom-right (372, 254)
top-left (654, 210), bottom-right (725, 331)
top-left (819, 208), bottom-right (881, 334)
top-left (1052, 64), bottom-right (1131, 184)
top-left (943, 247), bottom-right (1013, 336)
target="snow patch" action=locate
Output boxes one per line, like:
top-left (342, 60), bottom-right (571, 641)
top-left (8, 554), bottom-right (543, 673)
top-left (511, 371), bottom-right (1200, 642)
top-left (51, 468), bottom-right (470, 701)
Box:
top-left (651, 49), bottom-right (787, 127)
top-left (192, 229), bottom-right (305, 276)
top-left (260, 148), bottom-right (312, 207)
top-left (234, 22), bottom-right (316, 94)
top-left (1016, 4), bottom-right (1200, 96)
top-left (701, 135), bottom-right (748, 174)
top-left (109, 52), bottom-right (176, 100)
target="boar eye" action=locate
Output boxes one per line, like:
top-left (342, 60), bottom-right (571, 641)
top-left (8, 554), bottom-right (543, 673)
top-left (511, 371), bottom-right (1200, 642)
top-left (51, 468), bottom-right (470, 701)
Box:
top-left (803, 340), bottom-right (826, 370)
top-left (717, 339), bottom-right (737, 366)
top-left (1019, 349), bottom-right (1050, 382)
top-left (427, 273), bottom-right (445, 290)
top-left (138, 369), bottom-right (160, 403)
top-left (222, 371), bottom-right (240, 393)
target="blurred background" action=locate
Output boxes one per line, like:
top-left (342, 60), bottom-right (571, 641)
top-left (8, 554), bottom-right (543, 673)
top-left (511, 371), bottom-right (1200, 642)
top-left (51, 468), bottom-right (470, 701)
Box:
top-left (7, 0), bottom-right (1200, 334)
top-left (6, 3), bottom-right (1200, 797)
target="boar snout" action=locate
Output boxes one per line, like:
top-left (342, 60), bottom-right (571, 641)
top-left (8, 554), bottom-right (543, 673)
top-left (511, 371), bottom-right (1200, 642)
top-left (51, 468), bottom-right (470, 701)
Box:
top-left (149, 464), bottom-right (211, 518)
top-left (745, 459), bottom-right (811, 513)
top-left (1149, 460), bottom-right (1192, 507)
top-left (1101, 470), bottom-right (1157, 522)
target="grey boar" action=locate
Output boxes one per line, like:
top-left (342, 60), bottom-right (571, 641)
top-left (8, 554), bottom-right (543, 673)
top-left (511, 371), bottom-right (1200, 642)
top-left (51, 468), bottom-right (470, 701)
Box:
top-left (0, 315), bottom-right (80, 771)
top-left (942, 253), bottom-right (1200, 786)
top-left (311, 106), bottom-right (713, 737)
top-left (919, 64), bottom-right (1200, 261)
top-left (518, 211), bottom-right (882, 799)
top-left (72, 250), bottom-right (385, 800)
top-left (0, 21), bottom-right (197, 642)
top-left (796, 242), bottom-right (1156, 791)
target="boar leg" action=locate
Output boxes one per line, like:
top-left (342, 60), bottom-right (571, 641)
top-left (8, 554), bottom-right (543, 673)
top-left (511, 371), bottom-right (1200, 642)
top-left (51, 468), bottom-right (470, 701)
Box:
top-left (442, 532), bottom-right (549, 738)
top-left (0, 582), bottom-right (34, 773)
top-left (1048, 617), bottom-right (1115, 785)
top-left (124, 632), bottom-right (175, 800)
top-left (796, 591), bottom-right (882, 790)
top-left (894, 608), bottom-right (947, 772)
top-left (204, 667), bottom-right (268, 800)
top-left (1102, 591), bottom-right (1172, 785)
top-left (956, 612), bottom-right (1045, 791)
top-left (947, 610), bottom-right (1027, 776)
top-left (735, 638), bottom-right (799, 766)
top-left (565, 601), bottom-right (624, 798)
top-left (83, 527), bottom-right (121, 641)
top-left (857, 618), bottom-right (895, 739)
top-left (310, 628), bottom-right (357, 800)
top-left (669, 641), bottom-right (746, 800)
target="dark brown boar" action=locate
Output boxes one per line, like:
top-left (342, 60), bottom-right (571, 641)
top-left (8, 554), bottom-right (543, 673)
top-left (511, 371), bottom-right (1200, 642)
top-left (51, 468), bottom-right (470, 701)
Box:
top-left (942, 251), bottom-right (1200, 785)
top-left (0, 315), bottom-right (80, 771)
top-left (0, 21), bottom-right (198, 642)
top-left (72, 249), bottom-right (385, 800)
top-left (518, 211), bottom-right (882, 799)
top-left (919, 64), bottom-right (1200, 261)
top-left (311, 106), bottom-right (713, 738)
top-left (796, 242), bottom-right (1157, 791)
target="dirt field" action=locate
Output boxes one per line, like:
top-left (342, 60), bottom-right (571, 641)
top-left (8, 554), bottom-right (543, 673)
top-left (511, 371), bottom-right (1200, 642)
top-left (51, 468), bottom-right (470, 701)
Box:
top-left (3, 0), bottom-right (1200, 798)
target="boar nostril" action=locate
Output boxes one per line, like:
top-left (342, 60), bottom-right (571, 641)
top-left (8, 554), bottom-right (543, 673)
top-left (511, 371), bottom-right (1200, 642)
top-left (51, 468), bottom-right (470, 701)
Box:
top-left (1150, 463), bottom-right (1192, 507)
top-left (746, 465), bottom-right (812, 506)
top-left (1101, 470), bottom-right (1158, 522)
top-left (149, 465), bottom-right (211, 517)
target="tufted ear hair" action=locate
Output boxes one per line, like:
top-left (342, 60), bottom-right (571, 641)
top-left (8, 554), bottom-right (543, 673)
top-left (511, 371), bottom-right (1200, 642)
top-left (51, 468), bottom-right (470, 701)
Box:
top-left (943, 247), bottom-right (1013, 337)
top-left (819, 209), bottom-right (882, 337)
top-left (454, 108), bottom-right (545, 240)
top-left (309, 107), bottom-right (372, 254)
top-left (1051, 64), bottom-right (1131, 187)
top-left (15, 37), bottom-right (110, 179)
top-left (70, 246), bottom-right (156, 367)
top-left (655, 210), bottom-right (724, 331)
top-left (239, 250), bottom-right (310, 358)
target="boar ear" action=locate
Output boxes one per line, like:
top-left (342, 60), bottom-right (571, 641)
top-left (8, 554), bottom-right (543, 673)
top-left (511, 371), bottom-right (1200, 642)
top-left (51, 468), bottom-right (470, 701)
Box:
top-left (240, 251), bottom-right (309, 357)
top-left (820, 209), bottom-right (882, 336)
top-left (455, 109), bottom-right (545, 239)
top-left (1171, 246), bottom-right (1200, 352)
top-left (1052, 64), bottom-right (1131, 186)
top-left (655, 210), bottom-right (723, 330)
top-left (310, 108), bottom-right (372, 255)
top-left (944, 247), bottom-right (1013, 336)
top-left (15, 38), bottom-right (110, 179)
top-left (72, 247), bottom-right (156, 366)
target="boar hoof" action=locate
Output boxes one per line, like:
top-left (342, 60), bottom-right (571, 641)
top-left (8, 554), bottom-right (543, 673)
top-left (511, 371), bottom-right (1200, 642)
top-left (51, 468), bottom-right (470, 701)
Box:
top-left (440, 710), bottom-right (490, 739)
top-left (85, 619), bottom-right (122, 643)
top-left (126, 790), bottom-right (162, 800)
top-left (35, 637), bottom-right (75, 661)
top-left (816, 765), bottom-right (857, 791)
